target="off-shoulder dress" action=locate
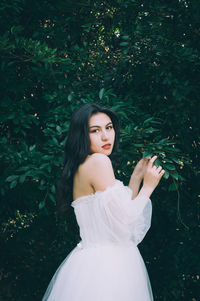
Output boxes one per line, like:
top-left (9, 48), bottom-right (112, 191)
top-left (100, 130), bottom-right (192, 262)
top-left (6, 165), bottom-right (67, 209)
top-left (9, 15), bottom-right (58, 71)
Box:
top-left (42, 180), bottom-right (154, 301)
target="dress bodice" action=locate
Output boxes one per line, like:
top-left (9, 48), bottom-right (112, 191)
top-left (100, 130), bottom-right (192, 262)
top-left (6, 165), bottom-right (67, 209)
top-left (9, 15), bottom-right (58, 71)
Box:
top-left (71, 180), bottom-right (152, 248)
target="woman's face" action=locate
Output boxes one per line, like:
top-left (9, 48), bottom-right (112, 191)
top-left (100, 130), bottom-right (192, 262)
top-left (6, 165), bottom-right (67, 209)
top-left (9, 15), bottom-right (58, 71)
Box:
top-left (89, 113), bottom-right (115, 156)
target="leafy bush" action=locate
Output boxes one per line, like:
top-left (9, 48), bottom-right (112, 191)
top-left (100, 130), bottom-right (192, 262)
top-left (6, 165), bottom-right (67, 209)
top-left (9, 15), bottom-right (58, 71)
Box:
top-left (0, 0), bottom-right (199, 300)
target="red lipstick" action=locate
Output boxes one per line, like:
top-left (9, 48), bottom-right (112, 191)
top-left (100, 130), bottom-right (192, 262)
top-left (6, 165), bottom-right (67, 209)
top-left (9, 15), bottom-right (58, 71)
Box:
top-left (102, 144), bottom-right (111, 150)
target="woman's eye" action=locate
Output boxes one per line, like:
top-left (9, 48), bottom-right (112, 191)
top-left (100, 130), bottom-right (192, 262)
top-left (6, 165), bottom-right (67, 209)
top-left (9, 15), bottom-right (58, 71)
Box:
top-left (90, 126), bottom-right (113, 133)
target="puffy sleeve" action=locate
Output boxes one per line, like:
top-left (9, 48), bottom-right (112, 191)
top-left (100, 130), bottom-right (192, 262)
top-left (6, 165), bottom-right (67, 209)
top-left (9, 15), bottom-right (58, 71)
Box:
top-left (95, 180), bottom-right (152, 245)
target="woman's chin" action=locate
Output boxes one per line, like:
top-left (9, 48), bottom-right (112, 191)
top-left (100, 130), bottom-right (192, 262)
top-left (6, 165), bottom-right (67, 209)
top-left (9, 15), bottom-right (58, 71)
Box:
top-left (101, 149), bottom-right (112, 156)
top-left (90, 149), bottom-right (112, 156)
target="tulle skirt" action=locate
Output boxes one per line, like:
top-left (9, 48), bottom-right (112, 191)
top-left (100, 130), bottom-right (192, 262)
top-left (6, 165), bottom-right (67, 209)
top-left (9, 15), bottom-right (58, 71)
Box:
top-left (42, 242), bottom-right (154, 301)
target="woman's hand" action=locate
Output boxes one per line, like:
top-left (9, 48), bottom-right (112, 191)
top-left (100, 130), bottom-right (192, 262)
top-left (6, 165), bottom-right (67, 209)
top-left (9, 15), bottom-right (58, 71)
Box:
top-left (143, 155), bottom-right (165, 190)
top-left (137, 155), bottom-right (165, 198)
top-left (131, 158), bottom-right (149, 181)
top-left (130, 155), bottom-right (165, 198)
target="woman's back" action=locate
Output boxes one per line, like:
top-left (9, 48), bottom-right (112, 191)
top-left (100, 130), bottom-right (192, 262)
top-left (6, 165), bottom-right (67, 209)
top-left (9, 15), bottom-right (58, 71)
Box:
top-left (73, 153), bottom-right (115, 202)
top-left (72, 155), bottom-right (94, 201)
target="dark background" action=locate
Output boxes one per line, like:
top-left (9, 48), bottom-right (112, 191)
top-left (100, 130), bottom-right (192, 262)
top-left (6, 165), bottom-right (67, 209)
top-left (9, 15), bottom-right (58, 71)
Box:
top-left (0, 0), bottom-right (199, 300)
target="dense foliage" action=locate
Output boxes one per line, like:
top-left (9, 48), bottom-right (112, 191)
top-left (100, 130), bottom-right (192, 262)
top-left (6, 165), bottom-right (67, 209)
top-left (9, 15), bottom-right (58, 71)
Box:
top-left (0, 0), bottom-right (199, 300)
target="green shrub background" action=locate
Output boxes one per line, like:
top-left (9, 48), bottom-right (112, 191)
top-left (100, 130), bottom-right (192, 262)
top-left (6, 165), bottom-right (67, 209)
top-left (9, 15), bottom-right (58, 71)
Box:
top-left (0, 0), bottom-right (199, 300)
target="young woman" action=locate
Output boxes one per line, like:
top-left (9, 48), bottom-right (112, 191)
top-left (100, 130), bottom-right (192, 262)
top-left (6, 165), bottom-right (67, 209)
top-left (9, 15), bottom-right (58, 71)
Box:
top-left (42, 103), bottom-right (165, 301)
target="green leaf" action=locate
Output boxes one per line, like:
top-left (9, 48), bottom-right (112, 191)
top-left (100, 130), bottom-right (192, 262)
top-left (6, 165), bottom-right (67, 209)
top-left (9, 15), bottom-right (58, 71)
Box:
top-left (10, 180), bottom-right (17, 189)
top-left (56, 125), bottom-right (62, 133)
top-left (39, 200), bottom-right (45, 209)
top-left (121, 35), bottom-right (130, 40)
top-left (171, 158), bottom-right (180, 164)
top-left (120, 42), bottom-right (129, 46)
top-left (168, 183), bottom-right (177, 191)
top-left (40, 179), bottom-right (46, 185)
top-left (99, 88), bottom-right (105, 100)
top-left (143, 117), bottom-right (154, 125)
top-left (29, 145), bottom-right (36, 152)
top-left (177, 175), bottom-right (186, 181)
top-left (164, 164), bottom-right (176, 170)
top-left (134, 144), bottom-right (144, 147)
top-left (19, 174), bottom-right (26, 184)
top-left (68, 94), bottom-right (73, 101)
top-left (49, 193), bottom-right (55, 203)
top-left (39, 186), bottom-right (46, 190)
top-left (17, 166), bottom-right (29, 172)
top-left (6, 175), bottom-right (18, 182)
top-left (51, 185), bottom-right (56, 193)
top-left (123, 49), bottom-right (129, 54)
top-left (158, 138), bottom-right (168, 144)
top-left (171, 173), bottom-right (179, 180)
top-left (52, 137), bottom-right (58, 145)
top-left (11, 25), bottom-right (23, 34)
top-left (154, 159), bottom-right (161, 167)
top-left (142, 151), bottom-right (152, 158)
top-left (163, 158), bottom-right (173, 163)
top-left (163, 170), bottom-right (169, 179)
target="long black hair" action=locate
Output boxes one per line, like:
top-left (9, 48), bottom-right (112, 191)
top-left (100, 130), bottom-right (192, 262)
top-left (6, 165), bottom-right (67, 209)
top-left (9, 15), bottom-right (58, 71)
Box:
top-left (57, 103), bottom-right (120, 215)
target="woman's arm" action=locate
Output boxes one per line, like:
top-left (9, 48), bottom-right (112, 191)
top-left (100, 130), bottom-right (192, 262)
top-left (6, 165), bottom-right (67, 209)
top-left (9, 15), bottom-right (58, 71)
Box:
top-left (129, 156), bottom-right (165, 199)
top-left (128, 173), bottom-right (142, 199)
top-left (128, 158), bottom-right (149, 199)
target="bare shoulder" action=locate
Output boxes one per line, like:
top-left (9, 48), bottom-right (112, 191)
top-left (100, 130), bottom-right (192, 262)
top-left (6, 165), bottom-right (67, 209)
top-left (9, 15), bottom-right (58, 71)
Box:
top-left (88, 153), bottom-right (112, 166)
top-left (85, 153), bottom-right (116, 191)
top-left (73, 153), bottom-right (116, 199)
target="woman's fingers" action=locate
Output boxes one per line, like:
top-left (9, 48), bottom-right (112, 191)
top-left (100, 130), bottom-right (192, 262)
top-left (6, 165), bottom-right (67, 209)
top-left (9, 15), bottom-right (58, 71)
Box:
top-left (156, 166), bottom-right (162, 173)
top-left (148, 155), bottom-right (158, 167)
top-left (158, 169), bottom-right (165, 179)
top-left (146, 156), bottom-right (165, 181)
top-left (149, 162), bottom-right (165, 175)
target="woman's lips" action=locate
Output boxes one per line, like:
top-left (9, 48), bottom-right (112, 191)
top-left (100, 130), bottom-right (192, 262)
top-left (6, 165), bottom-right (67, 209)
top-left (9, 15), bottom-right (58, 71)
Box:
top-left (102, 144), bottom-right (111, 150)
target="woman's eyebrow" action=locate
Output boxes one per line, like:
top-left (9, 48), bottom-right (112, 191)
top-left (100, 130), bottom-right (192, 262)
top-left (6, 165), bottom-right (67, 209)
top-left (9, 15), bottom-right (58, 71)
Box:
top-left (89, 121), bottom-right (113, 129)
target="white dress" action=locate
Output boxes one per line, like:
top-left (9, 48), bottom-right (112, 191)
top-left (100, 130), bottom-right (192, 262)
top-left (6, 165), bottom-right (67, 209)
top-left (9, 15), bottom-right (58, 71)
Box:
top-left (42, 180), bottom-right (154, 301)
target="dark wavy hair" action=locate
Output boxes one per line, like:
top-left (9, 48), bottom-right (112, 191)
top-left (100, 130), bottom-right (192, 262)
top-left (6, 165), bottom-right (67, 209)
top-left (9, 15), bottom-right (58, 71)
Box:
top-left (57, 103), bottom-right (120, 215)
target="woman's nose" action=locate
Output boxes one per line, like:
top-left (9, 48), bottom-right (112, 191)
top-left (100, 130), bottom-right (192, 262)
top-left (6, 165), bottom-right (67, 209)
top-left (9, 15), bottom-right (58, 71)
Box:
top-left (101, 131), bottom-right (108, 140)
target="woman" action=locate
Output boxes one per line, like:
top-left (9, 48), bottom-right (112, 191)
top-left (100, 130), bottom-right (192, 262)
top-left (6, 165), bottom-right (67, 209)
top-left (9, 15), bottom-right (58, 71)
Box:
top-left (42, 103), bottom-right (164, 301)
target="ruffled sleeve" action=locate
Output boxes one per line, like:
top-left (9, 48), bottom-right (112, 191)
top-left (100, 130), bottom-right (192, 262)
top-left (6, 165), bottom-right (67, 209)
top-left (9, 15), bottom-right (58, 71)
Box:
top-left (94, 180), bottom-right (152, 245)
